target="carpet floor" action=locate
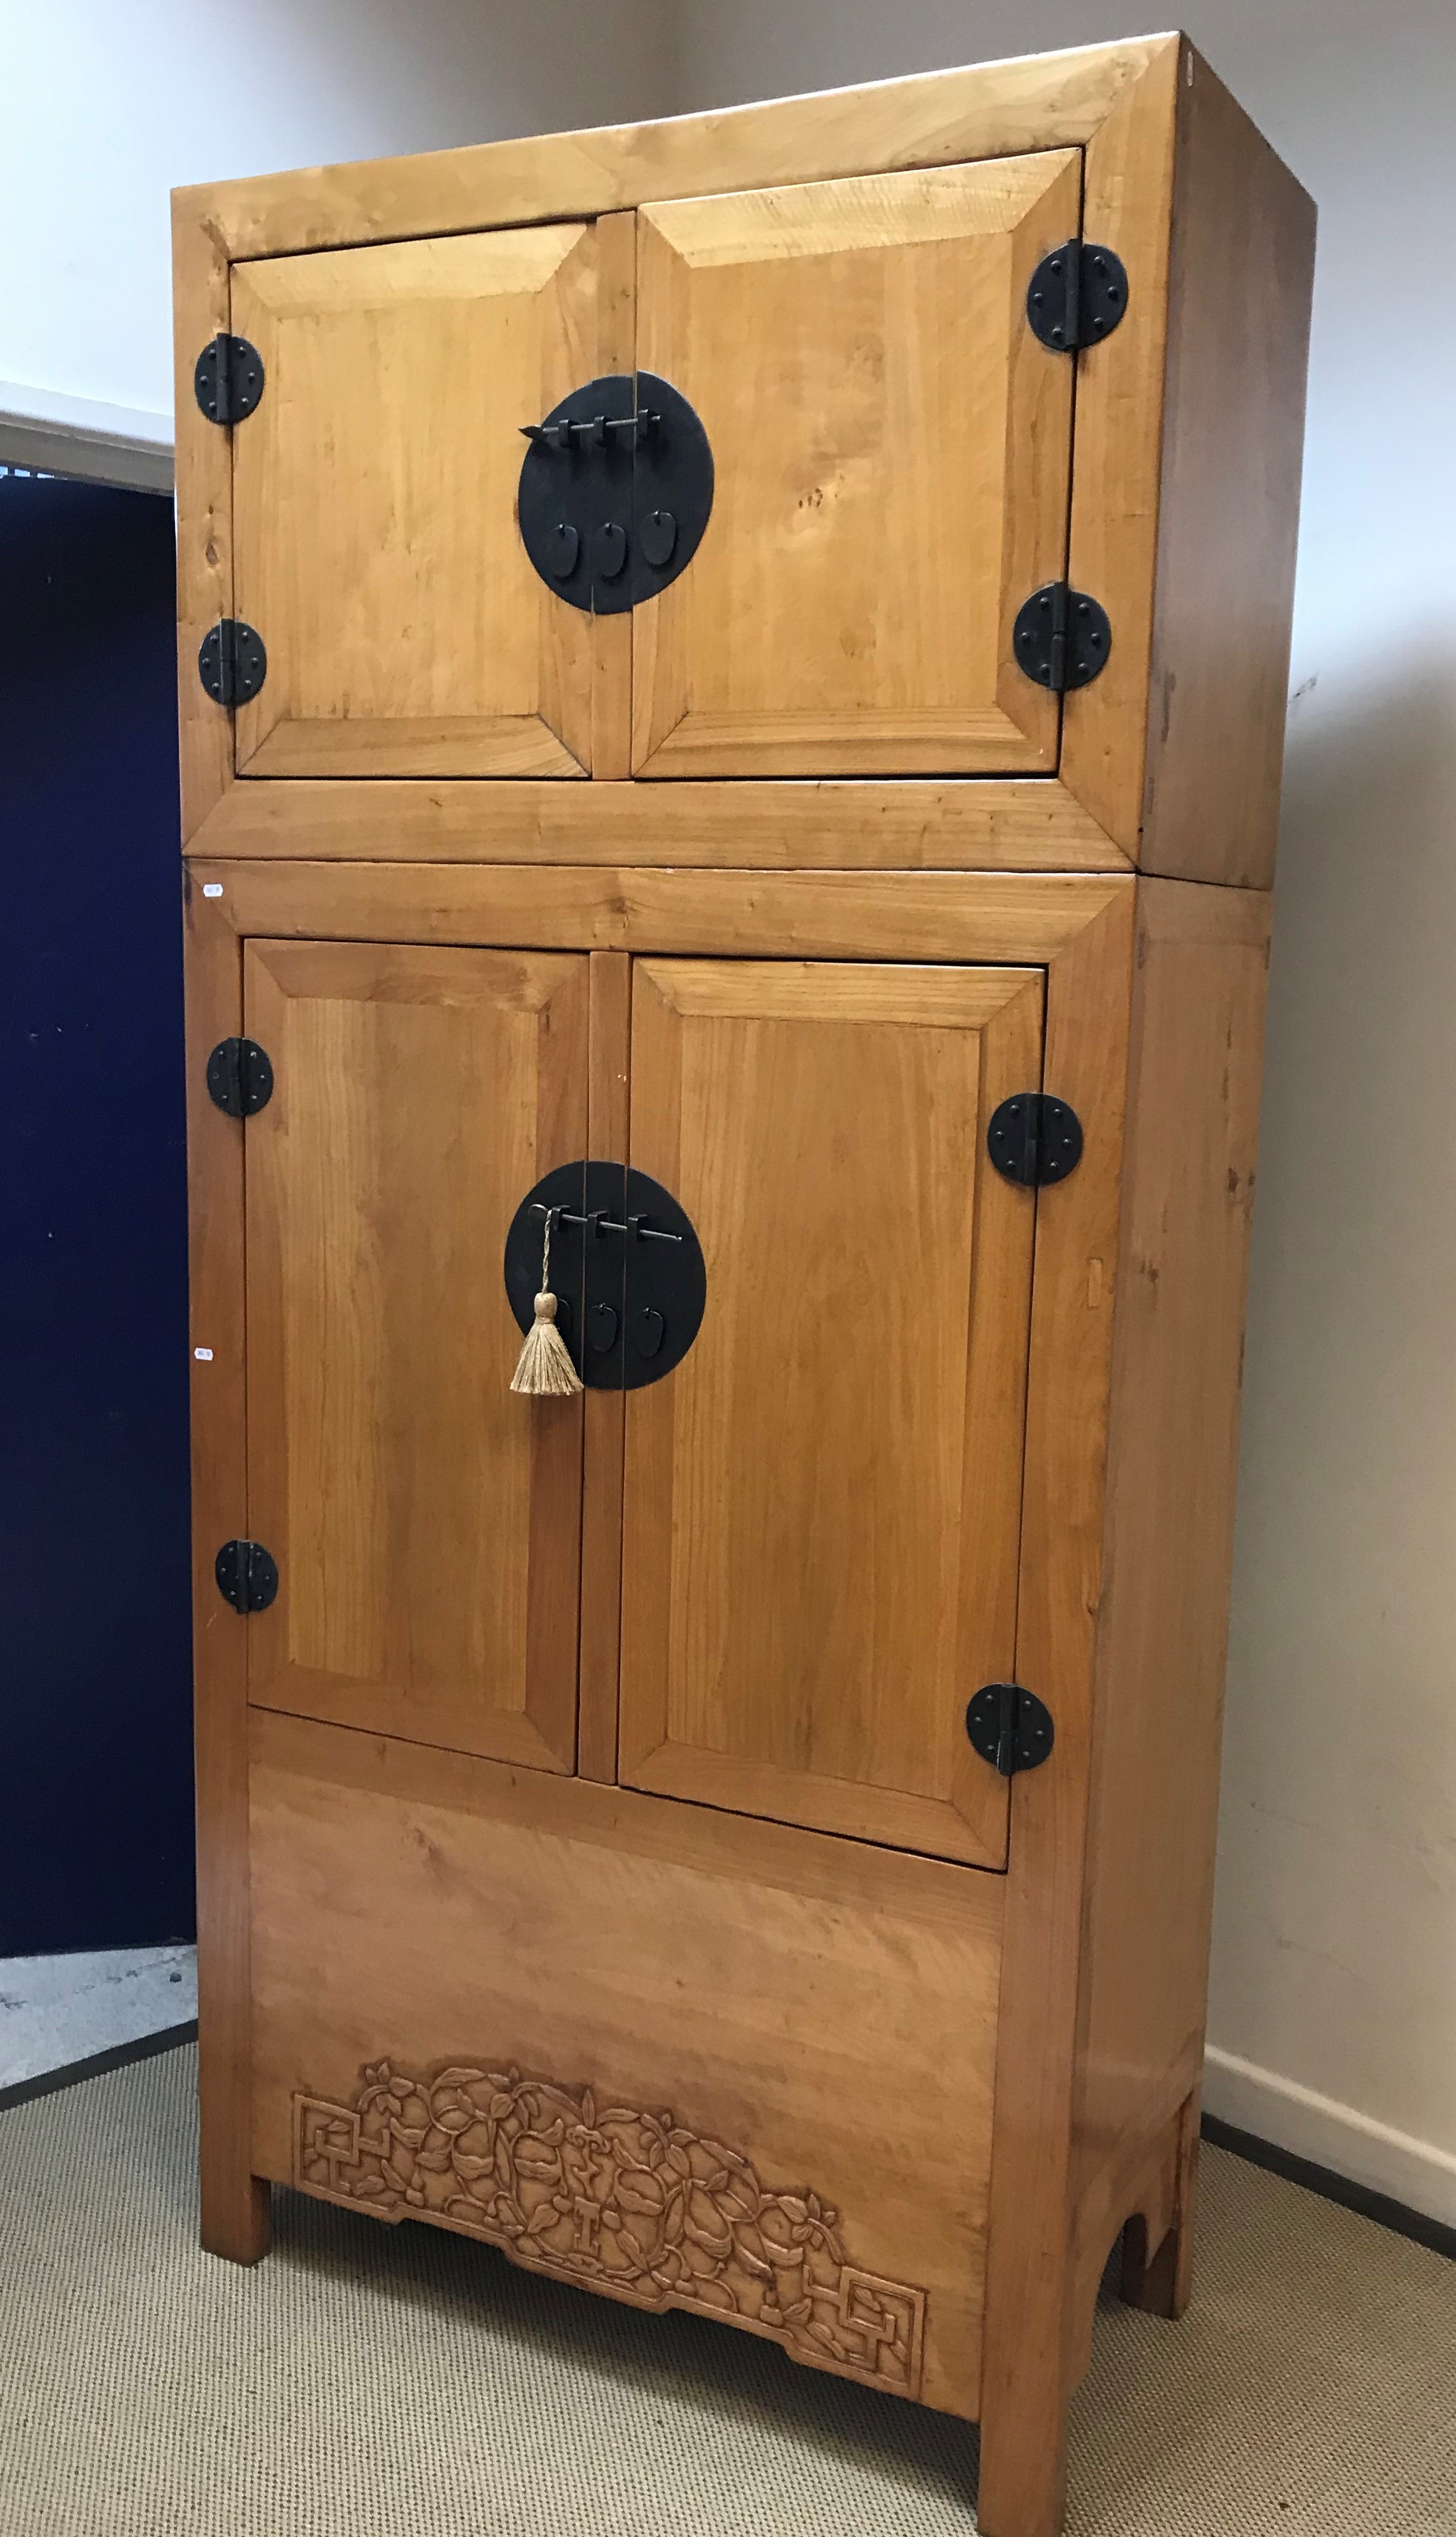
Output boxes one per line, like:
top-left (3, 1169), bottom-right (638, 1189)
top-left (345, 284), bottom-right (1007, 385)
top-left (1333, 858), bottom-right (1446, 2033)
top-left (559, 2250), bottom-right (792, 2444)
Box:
top-left (1, 2043), bottom-right (1451, 2536)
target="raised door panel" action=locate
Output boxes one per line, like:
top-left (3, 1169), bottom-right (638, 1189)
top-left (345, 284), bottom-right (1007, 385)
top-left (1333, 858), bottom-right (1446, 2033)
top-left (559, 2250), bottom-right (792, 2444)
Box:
top-left (631, 154), bottom-right (1078, 778)
top-left (243, 941), bottom-right (588, 1770)
top-left (231, 228), bottom-right (614, 778)
top-left (618, 960), bottom-right (1043, 1865)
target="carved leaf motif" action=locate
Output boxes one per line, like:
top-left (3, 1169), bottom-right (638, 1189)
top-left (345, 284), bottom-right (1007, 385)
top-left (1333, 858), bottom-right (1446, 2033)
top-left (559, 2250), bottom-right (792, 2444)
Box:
top-left (292, 2063), bottom-right (928, 2401)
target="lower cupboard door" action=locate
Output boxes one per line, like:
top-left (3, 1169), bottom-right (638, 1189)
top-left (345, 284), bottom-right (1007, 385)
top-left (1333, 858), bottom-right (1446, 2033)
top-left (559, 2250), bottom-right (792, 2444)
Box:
top-left (618, 959), bottom-right (1044, 1868)
top-left (241, 940), bottom-right (588, 1769)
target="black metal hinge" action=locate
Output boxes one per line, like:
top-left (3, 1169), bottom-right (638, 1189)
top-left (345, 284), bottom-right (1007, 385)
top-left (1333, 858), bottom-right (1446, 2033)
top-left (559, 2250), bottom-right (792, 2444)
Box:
top-left (965, 1682), bottom-right (1055, 1777)
top-left (199, 619), bottom-right (268, 708)
top-left (194, 334), bottom-right (266, 425)
top-left (1013, 583), bottom-right (1111, 693)
top-left (987, 1093), bottom-right (1083, 1188)
top-left (214, 1540), bottom-right (279, 1613)
top-left (1026, 242), bottom-right (1129, 351)
top-left (206, 1036), bottom-right (274, 1119)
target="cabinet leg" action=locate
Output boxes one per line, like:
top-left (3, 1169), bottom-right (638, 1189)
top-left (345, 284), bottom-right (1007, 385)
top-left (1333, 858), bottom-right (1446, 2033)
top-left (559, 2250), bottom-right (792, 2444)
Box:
top-left (975, 2380), bottom-right (1070, 2537)
top-left (201, 2164), bottom-right (273, 2267)
top-left (1120, 2091), bottom-right (1199, 2321)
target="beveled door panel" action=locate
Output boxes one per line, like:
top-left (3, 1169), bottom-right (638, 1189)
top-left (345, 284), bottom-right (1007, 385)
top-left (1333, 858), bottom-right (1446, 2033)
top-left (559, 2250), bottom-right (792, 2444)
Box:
top-left (242, 941), bottom-right (588, 1769)
top-left (230, 226), bottom-right (617, 778)
top-left (632, 153), bottom-right (1078, 777)
top-left (618, 959), bottom-right (1044, 1864)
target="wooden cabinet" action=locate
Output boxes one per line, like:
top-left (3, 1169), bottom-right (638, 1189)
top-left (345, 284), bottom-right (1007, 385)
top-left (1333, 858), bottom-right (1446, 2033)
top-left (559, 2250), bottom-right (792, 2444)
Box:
top-left (177, 39), bottom-right (1313, 2537)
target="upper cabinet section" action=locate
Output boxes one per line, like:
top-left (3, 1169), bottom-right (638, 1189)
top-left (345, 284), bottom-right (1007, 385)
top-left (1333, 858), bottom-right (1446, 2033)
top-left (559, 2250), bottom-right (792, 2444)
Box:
top-left (631, 155), bottom-right (1078, 779)
top-left (230, 225), bottom-right (609, 778)
top-left (176, 39), bottom-right (1316, 877)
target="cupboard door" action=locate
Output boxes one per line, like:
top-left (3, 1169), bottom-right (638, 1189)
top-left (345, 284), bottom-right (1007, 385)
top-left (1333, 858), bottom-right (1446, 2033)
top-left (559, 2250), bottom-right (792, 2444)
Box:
top-left (230, 227), bottom-right (615, 779)
top-left (632, 154), bottom-right (1078, 779)
top-left (243, 943), bottom-right (587, 1770)
top-left (618, 961), bottom-right (1043, 1866)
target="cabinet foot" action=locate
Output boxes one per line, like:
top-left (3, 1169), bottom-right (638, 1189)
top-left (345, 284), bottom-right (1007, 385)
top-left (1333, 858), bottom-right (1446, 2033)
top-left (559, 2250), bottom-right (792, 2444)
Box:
top-left (975, 2393), bottom-right (1069, 2537)
top-left (1120, 2093), bottom-right (1200, 2321)
top-left (201, 2170), bottom-right (273, 2267)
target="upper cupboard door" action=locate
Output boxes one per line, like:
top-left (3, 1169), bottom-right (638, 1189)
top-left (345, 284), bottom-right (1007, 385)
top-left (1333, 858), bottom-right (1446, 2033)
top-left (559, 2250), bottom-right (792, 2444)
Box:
top-left (230, 228), bottom-right (610, 778)
top-left (618, 960), bottom-right (1043, 1868)
top-left (632, 154), bottom-right (1079, 778)
top-left (242, 941), bottom-right (588, 1770)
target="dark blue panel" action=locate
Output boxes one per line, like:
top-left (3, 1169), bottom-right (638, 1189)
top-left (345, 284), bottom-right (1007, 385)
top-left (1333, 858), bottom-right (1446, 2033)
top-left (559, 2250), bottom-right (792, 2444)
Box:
top-left (0, 473), bottom-right (195, 1950)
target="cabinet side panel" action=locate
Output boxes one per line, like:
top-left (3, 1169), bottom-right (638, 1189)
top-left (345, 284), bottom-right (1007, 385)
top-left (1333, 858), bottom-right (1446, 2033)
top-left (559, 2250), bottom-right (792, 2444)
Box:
top-left (1139, 48), bottom-right (1316, 888)
top-left (1074, 878), bottom-right (1271, 2220)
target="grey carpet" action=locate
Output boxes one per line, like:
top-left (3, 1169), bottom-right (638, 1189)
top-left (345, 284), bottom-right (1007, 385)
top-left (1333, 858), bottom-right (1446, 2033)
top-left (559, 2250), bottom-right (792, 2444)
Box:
top-left (1, 2044), bottom-right (1451, 2535)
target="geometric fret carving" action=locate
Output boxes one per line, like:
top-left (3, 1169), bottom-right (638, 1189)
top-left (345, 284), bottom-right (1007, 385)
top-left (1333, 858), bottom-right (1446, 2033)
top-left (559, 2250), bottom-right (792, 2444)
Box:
top-left (294, 2059), bottom-right (927, 2399)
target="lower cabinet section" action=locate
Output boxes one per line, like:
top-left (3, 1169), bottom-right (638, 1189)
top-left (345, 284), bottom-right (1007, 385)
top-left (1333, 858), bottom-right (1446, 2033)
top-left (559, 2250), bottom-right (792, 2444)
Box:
top-left (248, 1708), bottom-right (1005, 2417)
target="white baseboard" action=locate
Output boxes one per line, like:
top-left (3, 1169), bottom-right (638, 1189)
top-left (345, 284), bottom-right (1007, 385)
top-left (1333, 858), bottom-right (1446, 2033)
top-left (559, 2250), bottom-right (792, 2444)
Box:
top-left (1203, 2044), bottom-right (1456, 2230)
top-left (0, 380), bottom-right (173, 493)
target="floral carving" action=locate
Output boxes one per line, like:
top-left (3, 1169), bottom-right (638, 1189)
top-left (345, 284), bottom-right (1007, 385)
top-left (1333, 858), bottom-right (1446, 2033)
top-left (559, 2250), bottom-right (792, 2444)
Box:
top-left (294, 2060), bottom-right (926, 2398)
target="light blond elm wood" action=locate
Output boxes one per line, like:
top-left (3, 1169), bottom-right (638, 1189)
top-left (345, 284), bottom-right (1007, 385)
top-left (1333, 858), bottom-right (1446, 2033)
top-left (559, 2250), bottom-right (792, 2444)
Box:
top-left (183, 776), bottom-right (1130, 871)
top-left (250, 1706), bottom-right (1005, 2417)
top-left (631, 153), bottom-right (1076, 777)
top-left (242, 941), bottom-right (588, 1771)
top-left (183, 875), bottom-right (270, 2263)
top-left (230, 228), bottom-right (605, 779)
top-left (619, 959), bottom-right (1041, 1866)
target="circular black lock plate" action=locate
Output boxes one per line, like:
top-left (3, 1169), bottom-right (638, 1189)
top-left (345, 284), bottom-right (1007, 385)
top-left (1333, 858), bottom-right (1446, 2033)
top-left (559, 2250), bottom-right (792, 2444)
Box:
top-left (517, 373), bottom-right (714, 616)
top-left (503, 1162), bottom-right (706, 1390)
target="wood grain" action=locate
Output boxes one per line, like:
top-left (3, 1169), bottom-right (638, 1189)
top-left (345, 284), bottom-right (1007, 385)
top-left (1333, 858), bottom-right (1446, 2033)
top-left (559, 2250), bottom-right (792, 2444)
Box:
top-left (578, 949), bottom-right (631, 1783)
top-left (631, 154), bottom-right (1076, 777)
top-left (977, 886), bottom-right (1136, 2537)
top-left (173, 210), bottom-right (234, 845)
top-left (230, 226), bottom-right (602, 779)
top-left (193, 860), bottom-right (1131, 967)
top-left (1057, 38), bottom-right (1180, 859)
top-left (242, 941), bottom-right (588, 1771)
top-left (183, 874), bottom-right (271, 2262)
top-left (590, 212), bottom-right (638, 782)
top-left (1072, 879), bottom-right (1269, 2246)
top-left (250, 1704), bottom-right (1005, 2418)
top-left (175, 41), bottom-right (1175, 262)
top-left (619, 959), bottom-right (1041, 1865)
top-left (185, 776), bottom-right (1129, 871)
top-left (1137, 50), bottom-right (1317, 887)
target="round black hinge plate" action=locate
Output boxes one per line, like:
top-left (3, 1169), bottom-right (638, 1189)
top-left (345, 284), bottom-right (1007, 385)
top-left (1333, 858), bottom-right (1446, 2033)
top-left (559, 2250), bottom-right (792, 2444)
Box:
top-left (987, 1094), bottom-right (1084, 1188)
top-left (504, 1161), bottom-right (706, 1390)
top-left (1026, 242), bottom-right (1129, 351)
top-left (214, 1539), bottom-right (279, 1613)
top-left (198, 619), bottom-right (268, 707)
top-left (193, 333), bottom-right (265, 424)
top-left (517, 372), bottom-right (713, 615)
top-left (206, 1036), bottom-right (274, 1119)
top-left (965, 1682), bottom-right (1054, 1777)
top-left (1013, 586), bottom-right (1111, 693)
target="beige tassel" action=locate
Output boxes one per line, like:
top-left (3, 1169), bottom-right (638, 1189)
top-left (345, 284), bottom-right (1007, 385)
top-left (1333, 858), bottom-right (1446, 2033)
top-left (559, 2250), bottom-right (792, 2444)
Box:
top-left (510, 1210), bottom-right (583, 1397)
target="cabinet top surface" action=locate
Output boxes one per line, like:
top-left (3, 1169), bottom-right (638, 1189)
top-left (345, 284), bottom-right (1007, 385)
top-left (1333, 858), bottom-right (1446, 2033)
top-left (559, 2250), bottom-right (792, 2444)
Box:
top-left (174, 34), bottom-right (1198, 254)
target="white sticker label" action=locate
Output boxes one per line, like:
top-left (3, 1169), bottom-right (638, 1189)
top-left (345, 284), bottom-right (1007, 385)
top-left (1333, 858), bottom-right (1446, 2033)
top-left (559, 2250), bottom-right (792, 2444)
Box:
top-left (194, 1347), bottom-right (214, 1361)
top-left (202, 882), bottom-right (224, 898)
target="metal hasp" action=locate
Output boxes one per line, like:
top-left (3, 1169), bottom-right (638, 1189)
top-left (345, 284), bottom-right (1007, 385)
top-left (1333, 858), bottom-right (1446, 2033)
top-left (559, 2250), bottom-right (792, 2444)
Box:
top-left (987, 1093), bottom-right (1084, 1188)
top-left (503, 1161), bottom-right (707, 1389)
top-left (214, 1540), bottom-right (279, 1614)
top-left (1013, 583), bottom-right (1111, 693)
top-left (193, 333), bottom-right (265, 424)
top-left (1026, 241), bottom-right (1129, 351)
top-left (517, 372), bottom-right (714, 614)
top-left (965, 1682), bottom-right (1055, 1777)
top-left (206, 1036), bottom-right (274, 1119)
top-left (199, 619), bottom-right (268, 708)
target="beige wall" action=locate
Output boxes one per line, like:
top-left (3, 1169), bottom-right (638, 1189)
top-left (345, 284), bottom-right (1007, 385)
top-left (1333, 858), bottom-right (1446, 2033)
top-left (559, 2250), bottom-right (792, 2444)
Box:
top-left (665, 3), bottom-right (1456, 2223)
top-left (0, 0), bottom-right (672, 461)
